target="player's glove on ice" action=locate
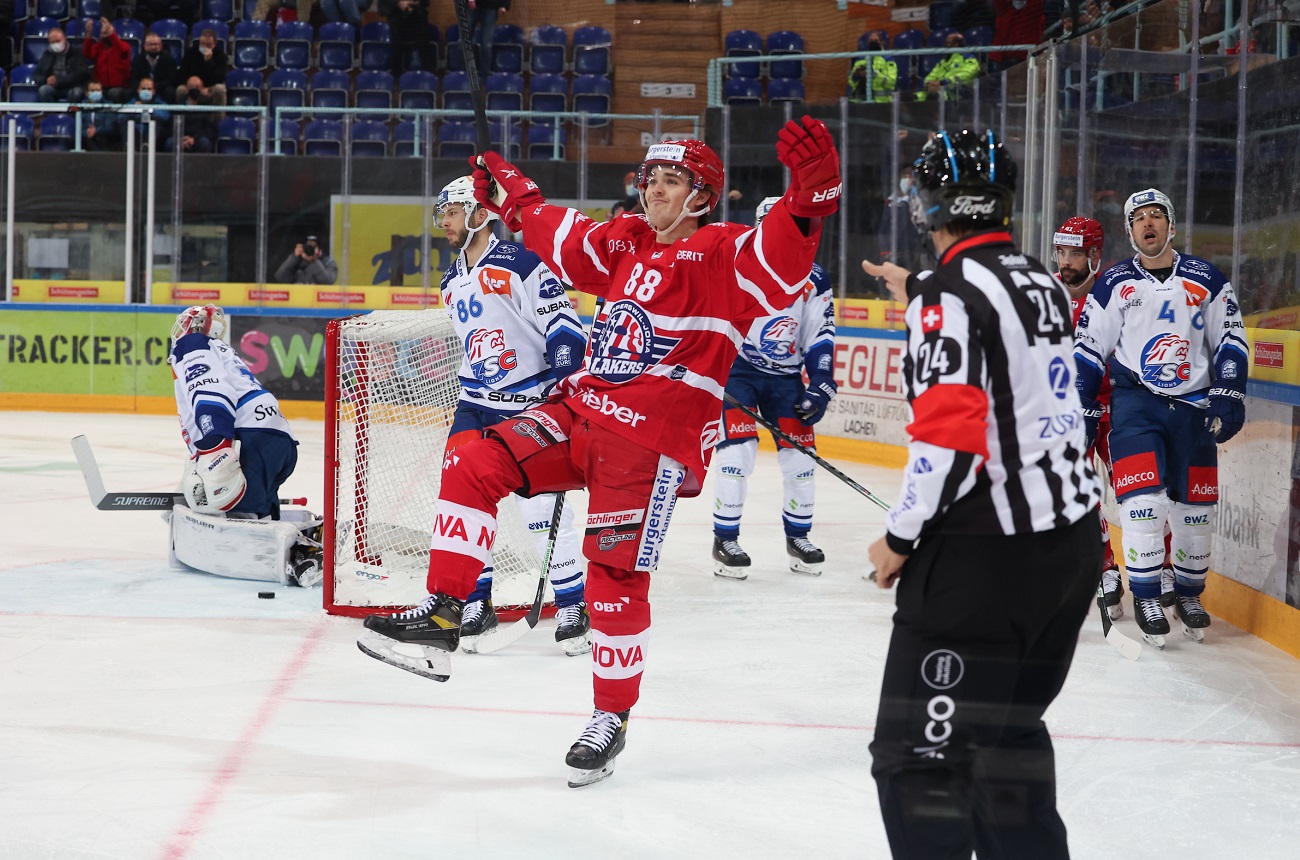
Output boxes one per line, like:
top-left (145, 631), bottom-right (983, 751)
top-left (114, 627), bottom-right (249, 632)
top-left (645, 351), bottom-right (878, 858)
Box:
top-left (470, 151), bottom-right (544, 232)
top-left (1206, 387), bottom-right (1245, 443)
top-left (1081, 400), bottom-right (1102, 450)
top-left (183, 438), bottom-right (247, 513)
top-left (776, 114), bottom-right (842, 218)
top-left (794, 378), bottom-right (837, 425)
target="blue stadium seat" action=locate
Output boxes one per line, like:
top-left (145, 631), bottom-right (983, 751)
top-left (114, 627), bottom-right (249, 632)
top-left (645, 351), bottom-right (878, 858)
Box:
top-left (929, 27), bottom-right (957, 47)
top-left (303, 118), bottom-right (343, 156)
top-left (359, 21), bottom-right (390, 72)
top-left (310, 69), bottom-right (350, 109)
top-left (486, 71), bottom-right (524, 113)
top-left (442, 70), bottom-right (472, 114)
top-left (350, 120), bottom-right (388, 157)
top-left (267, 69), bottom-right (307, 119)
top-left (318, 22), bottom-right (355, 71)
top-left (203, 0), bottom-right (235, 22)
top-left (215, 116), bottom-right (256, 153)
top-left (529, 25), bottom-right (566, 75)
top-left (488, 118), bottom-right (521, 160)
top-left (190, 20), bottom-right (230, 50)
top-left (491, 23), bottom-right (524, 73)
top-left (65, 18), bottom-right (87, 51)
top-left (392, 120), bottom-right (420, 157)
top-left (354, 70), bottom-right (394, 112)
top-left (767, 78), bottom-right (805, 105)
top-left (572, 25), bottom-right (610, 76)
top-left (963, 26), bottom-right (994, 47)
top-left (272, 118), bottom-right (298, 155)
top-left (766, 30), bottom-right (805, 80)
top-left (23, 17), bottom-right (58, 65)
top-left (36, 0), bottom-right (69, 21)
top-left (232, 21), bottom-right (270, 70)
top-left (724, 29), bottom-right (762, 79)
top-left (274, 20), bottom-right (313, 72)
top-left (929, 0), bottom-right (955, 31)
top-left (152, 18), bottom-right (188, 64)
top-left (225, 68), bottom-right (263, 106)
top-left (438, 121), bottom-right (477, 158)
top-left (8, 65), bottom-right (40, 103)
top-left (0, 114), bottom-right (35, 151)
top-left (527, 124), bottom-right (565, 160)
top-left (38, 113), bottom-right (74, 151)
top-left (529, 73), bottom-right (567, 123)
top-left (724, 77), bottom-right (761, 106)
top-left (891, 28), bottom-right (924, 80)
top-left (80, 0), bottom-right (102, 19)
top-left (113, 18), bottom-right (145, 59)
top-left (572, 74), bottom-right (611, 126)
top-left (397, 70), bottom-right (438, 113)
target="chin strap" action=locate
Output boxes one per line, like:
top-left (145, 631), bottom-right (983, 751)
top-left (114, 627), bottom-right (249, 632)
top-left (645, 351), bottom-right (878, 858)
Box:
top-left (1129, 224), bottom-right (1175, 259)
top-left (641, 188), bottom-right (710, 237)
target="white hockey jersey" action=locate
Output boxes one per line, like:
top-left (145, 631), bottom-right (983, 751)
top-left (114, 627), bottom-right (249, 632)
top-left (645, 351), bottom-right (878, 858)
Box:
top-left (440, 235), bottom-right (586, 411)
top-left (1074, 252), bottom-right (1248, 407)
top-left (170, 333), bottom-right (295, 453)
top-left (732, 262), bottom-right (836, 380)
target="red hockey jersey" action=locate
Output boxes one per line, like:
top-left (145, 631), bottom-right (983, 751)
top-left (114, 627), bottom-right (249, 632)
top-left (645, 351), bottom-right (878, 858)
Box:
top-left (520, 202), bottom-right (822, 496)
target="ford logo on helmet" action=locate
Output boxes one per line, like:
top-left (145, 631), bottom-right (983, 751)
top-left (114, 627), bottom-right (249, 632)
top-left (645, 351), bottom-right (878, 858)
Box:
top-left (949, 195), bottom-right (998, 216)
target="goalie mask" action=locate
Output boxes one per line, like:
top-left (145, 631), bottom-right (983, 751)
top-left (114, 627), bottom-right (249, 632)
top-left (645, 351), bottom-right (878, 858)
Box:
top-left (913, 128), bottom-right (1017, 232)
top-left (438, 175), bottom-right (498, 244)
top-left (1123, 187), bottom-right (1175, 257)
top-left (172, 305), bottom-right (227, 343)
top-left (1053, 216), bottom-right (1105, 281)
top-left (636, 139), bottom-right (725, 234)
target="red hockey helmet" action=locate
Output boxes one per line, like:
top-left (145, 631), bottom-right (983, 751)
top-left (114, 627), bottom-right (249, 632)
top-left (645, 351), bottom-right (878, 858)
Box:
top-left (1053, 216), bottom-right (1104, 254)
top-left (636, 139), bottom-right (725, 212)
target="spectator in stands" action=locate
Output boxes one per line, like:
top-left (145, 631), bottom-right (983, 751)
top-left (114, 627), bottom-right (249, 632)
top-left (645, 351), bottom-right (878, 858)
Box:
top-left (617, 170), bottom-right (644, 216)
top-left (951, 0), bottom-right (996, 30)
top-left (82, 18), bottom-right (133, 103)
top-left (135, 0), bottom-right (201, 27)
top-left (848, 34), bottom-right (898, 103)
top-left (81, 79), bottom-right (123, 151)
top-left (877, 164), bottom-right (927, 272)
top-left (727, 188), bottom-right (755, 226)
top-left (252, 0), bottom-right (317, 24)
top-left (380, 0), bottom-right (436, 76)
top-left (0, 0), bottom-right (14, 69)
top-left (37, 28), bottom-right (91, 104)
top-left (164, 77), bottom-right (218, 153)
top-left (123, 77), bottom-right (172, 144)
top-left (132, 32), bottom-right (181, 103)
top-left (467, 0), bottom-right (512, 73)
top-left (321, 0), bottom-right (372, 28)
top-left (990, 0), bottom-right (1046, 71)
top-left (276, 235), bottom-right (339, 284)
top-left (917, 31), bottom-right (980, 100)
top-left (608, 200), bottom-right (628, 220)
top-left (178, 28), bottom-right (228, 106)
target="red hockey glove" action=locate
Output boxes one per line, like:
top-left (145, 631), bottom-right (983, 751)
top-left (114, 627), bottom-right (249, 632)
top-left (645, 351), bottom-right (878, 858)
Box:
top-left (469, 151), bottom-right (545, 232)
top-left (775, 114), bottom-right (842, 218)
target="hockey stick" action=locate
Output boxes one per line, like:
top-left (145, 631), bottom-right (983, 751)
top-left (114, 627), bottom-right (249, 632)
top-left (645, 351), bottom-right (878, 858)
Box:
top-left (72, 436), bottom-right (307, 511)
top-left (470, 491), bottom-right (568, 654)
top-left (1097, 582), bottom-right (1142, 660)
top-left (723, 393), bottom-right (892, 511)
top-left (452, 0), bottom-right (492, 151)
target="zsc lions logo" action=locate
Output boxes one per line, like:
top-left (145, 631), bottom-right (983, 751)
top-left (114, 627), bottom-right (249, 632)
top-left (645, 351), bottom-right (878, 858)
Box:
top-left (1140, 333), bottom-right (1191, 388)
top-left (588, 300), bottom-right (680, 383)
top-left (748, 316), bottom-right (799, 362)
top-left (465, 328), bottom-right (517, 384)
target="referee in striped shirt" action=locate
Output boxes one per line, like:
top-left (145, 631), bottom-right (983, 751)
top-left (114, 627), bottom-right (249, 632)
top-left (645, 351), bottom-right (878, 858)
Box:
top-left (863, 129), bottom-right (1102, 860)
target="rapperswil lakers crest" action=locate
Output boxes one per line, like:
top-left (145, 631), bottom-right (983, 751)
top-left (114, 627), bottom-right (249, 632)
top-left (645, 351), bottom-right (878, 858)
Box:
top-left (588, 300), bottom-right (681, 383)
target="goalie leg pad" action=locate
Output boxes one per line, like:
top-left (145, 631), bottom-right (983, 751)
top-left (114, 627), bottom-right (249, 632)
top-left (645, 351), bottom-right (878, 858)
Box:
top-left (170, 504), bottom-right (305, 584)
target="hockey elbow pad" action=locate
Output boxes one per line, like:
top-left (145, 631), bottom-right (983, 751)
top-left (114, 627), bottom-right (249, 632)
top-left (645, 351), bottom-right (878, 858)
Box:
top-left (183, 439), bottom-right (247, 513)
top-left (1206, 387), bottom-right (1245, 444)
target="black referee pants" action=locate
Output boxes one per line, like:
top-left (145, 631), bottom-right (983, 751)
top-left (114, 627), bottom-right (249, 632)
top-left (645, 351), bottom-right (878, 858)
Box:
top-left (869, 513), bottom-right (1100, 859)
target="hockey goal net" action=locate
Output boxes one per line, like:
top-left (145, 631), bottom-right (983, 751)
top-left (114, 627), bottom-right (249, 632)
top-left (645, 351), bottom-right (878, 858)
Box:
top-left (323, 310), bottom-right (551, 618)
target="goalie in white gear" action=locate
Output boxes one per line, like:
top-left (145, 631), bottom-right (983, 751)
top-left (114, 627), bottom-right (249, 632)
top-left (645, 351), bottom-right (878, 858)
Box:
top-left (435, 176), bottom-right (591, 655)
top-left (712, 196), bottom-right (837, 578)
top-left (168, 305), bottom-right (321, 586)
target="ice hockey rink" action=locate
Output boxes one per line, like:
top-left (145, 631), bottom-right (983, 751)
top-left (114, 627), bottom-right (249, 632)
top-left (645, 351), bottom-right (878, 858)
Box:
top-left (2, 410), bottom-right (1299, 860)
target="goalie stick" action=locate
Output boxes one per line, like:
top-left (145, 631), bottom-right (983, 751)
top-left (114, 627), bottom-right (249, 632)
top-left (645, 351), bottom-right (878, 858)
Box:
top-left (72, 436), bottom-right (306, 511)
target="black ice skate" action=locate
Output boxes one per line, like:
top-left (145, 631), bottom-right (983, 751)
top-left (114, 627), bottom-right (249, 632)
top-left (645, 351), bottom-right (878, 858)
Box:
top-left (566, 709), bottom-right (629, 788)
top-left (1160, 565), bottom-right (1176, 608)
top-left (458, 598), bottom-right (499, 654)
top-left (1101, 568), bottom-right (1124, 620)
top-left (286, 544), bottom-right (323, 588)
top-left (712, 536), bottom-right (751, 580)
top-left (1174, 593), bottom-right (1211, 643)
top-left (554, 602), bottom-right (592, 656)
top-left (786, 536), bottom-right (825, 576)
top-left (357, 593), bottom-right (464, 681)
top-left (1133, 594), bottom-right (1171, 649)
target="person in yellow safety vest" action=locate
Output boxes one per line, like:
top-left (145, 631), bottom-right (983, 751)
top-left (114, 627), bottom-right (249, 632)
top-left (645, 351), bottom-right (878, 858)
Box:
top-left (848, 33), bottom-right (898, 103)
top-left (917, 31), bottom-right (981, 101)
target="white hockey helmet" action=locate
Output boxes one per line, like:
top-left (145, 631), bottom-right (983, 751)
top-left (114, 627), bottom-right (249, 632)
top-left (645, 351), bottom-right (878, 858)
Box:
top-left (171, 305), bottom-right (227, 342)
top-left (1123, 187), bottom-right (1176, 256)
top-left (437, 175), bottom-right (498, 223)
top-left (754, 196), bottom-right (781, 226)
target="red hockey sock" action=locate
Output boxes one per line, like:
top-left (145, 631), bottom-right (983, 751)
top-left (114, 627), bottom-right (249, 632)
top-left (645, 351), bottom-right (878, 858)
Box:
top-left (586, 562), bottom-right (651, 713)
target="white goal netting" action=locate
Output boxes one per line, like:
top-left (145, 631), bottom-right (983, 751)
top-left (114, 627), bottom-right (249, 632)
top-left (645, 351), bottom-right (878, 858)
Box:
top-left (324, 310), bottom-right (548, 616)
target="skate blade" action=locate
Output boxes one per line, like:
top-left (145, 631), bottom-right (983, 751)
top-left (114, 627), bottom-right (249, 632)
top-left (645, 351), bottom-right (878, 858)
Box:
top-left (1141, 632), bottom-right (1167, 650)
top-left (460, 634), bottom-right (482, 655)
top-left (561, 631), bottom-right (592, 657)
top-left (713, 562), bottom-right (748, 580)
top-left (1182, 624), bottom-right (1206, 643)
top-left (567, 760), bottom-right (615, 788)
top-left (357, 630), bottom-right (452, 682)
top-left (788, 561), bottom-right (823, 577)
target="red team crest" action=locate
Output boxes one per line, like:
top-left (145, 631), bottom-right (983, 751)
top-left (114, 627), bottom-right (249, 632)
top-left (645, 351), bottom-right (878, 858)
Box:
top-left (920, 304), bottom-right (944, 333)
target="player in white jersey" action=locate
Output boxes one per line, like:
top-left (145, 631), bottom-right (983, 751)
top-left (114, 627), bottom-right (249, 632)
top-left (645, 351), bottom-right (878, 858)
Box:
top-left (436, 176), bottom-right (591, 654)
top-left (712, 195), bottom-right (837, 578)
top-left (168, 305), bottom-right (321, 586)
top-left (1073, 188), bottom-right (1248, 646)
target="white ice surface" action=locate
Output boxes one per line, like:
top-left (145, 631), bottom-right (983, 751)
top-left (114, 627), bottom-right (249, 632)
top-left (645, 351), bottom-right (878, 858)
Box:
top-left (1, 411), bottom-right (1298, 859)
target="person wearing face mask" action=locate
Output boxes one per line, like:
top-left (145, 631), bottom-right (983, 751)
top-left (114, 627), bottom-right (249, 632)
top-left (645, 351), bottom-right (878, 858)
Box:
top-left (178, 28), bottom-right (228, 106)
top-left (81, 80), bottom-right (123, 151)
top-left (991, 0), bottom-right (1046, 72)
top-left (81, 18), bottom-right (132, 103)
top-left (163, 76), bottom-right (217, 153)
top-left (876, 165), bottom-right (927, 272)
top-left (36, 27), bottom-right (91, 104)
top-left (123, 77), bottom-right (172, 145)
top-left (848, 32), bottom-right (898, 104)
top-left (917, 31), bottom-right (981, 101)
top-left (131, 31), bottom-right (180, 103)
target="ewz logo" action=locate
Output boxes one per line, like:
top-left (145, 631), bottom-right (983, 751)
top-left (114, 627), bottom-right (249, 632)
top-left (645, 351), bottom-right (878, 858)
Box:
top-left (465, 328), bottom-right (517, 384)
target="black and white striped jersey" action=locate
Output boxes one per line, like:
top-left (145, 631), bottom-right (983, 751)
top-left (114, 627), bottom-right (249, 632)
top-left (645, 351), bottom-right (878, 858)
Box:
top-left (884, 230), bottom-right (1101, 554)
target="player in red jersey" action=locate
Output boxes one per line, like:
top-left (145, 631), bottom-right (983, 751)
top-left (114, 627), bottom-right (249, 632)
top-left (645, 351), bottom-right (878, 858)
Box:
top-left (1054, 216), bottom-right (1128, 616)
top-left (358, 116), bottom-right (841, 787)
